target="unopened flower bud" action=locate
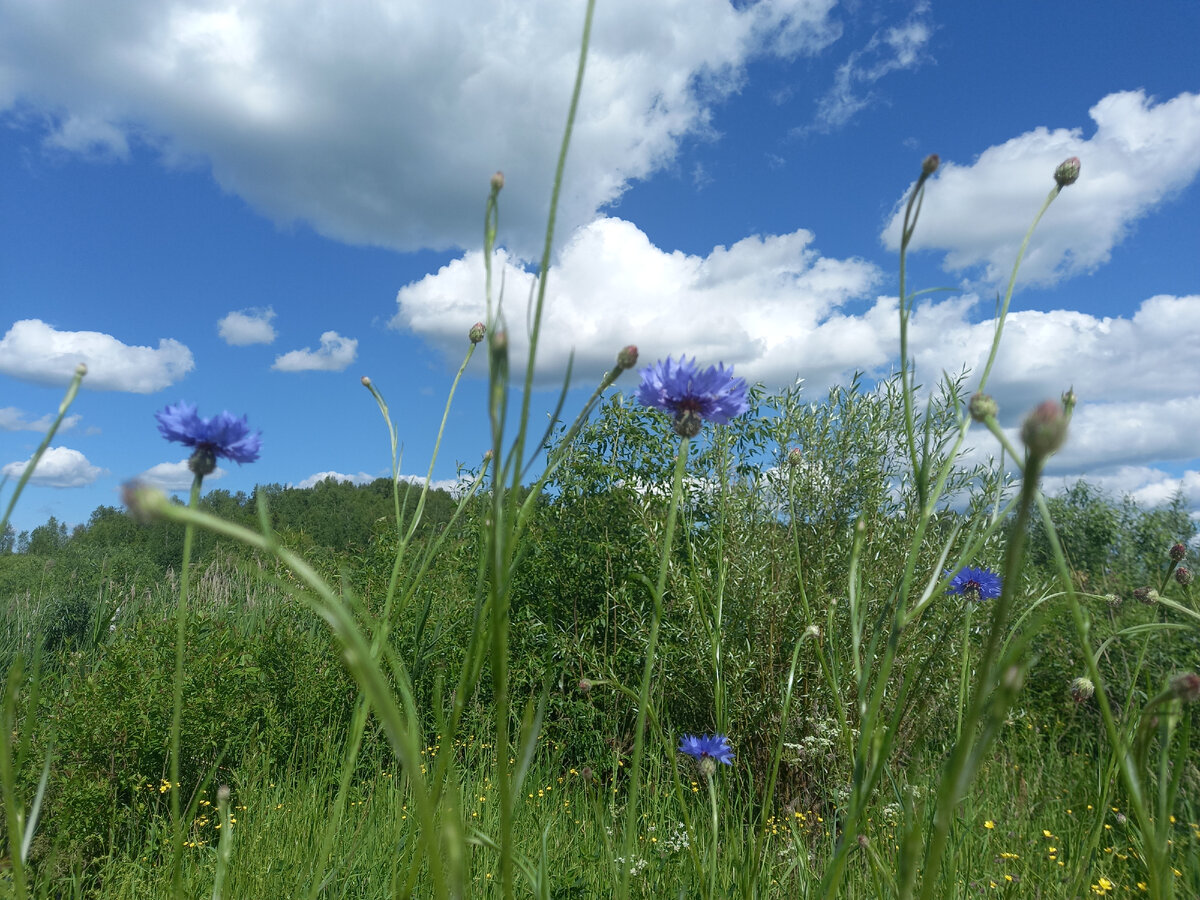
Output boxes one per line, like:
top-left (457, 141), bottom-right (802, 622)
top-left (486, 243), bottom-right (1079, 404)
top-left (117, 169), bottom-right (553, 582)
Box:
top-left (1169, 543), bottom-right (1186, 563)
top-left (361, 375), bottom-right (372, 387)
top-left (1115, 812), bottom-right (1127, 826)
top-left (482, 449), bottom-right (494, 462)
top-left (856, 834), bottom-right (870, 849)
top-left (469, 322), bottom-right (486, 344)
top-left (122, 480), bottom-right (168, 522)
top-left (217, 784), bottom-right (231, 803)
top-left (580, 765), bottom-right (594, 782)
top-left (616, 345), bottom-right (638, 370)
top-left (697, 755), bottom-right (717, 778)
top-left (75, 362), bottom-right (88, 377)
top-left (922, 154), bottom-right (940, 176)
top-left (1175, 566), bottom-right (1193, 587)
top-left (968, 392), bottom-right (998, 422)
top-left (1021, 400), bottom-right (1068, 458)
top-left (1169, 672), bottom-right (1200, 703)
top-left (1133, 586), bottom-right (1159, 605)
top-left (788, 447), bottom-right (803, 467)
top-left (490, 171), bottom-right (505, 192)
top-left (805, 624), bottom-right (821, 640)
top-left (1054, 157), bottom-right (1081, 187)
top-left (1105, 593), bottom-right (1122, 609)
top-left (188, 446), bottom-right (217, 477)
top-left (578, 678), bottom-right (592, 693)
top-left (1070, 680), bottom-right (1094, 706)
top-left (673, 409), bottom-right (703, 439)
top-left (1061, 387), bottom-right (1077, 413)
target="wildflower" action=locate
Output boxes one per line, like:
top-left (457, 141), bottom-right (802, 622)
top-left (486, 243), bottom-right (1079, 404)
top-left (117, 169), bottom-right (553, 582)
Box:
top-left (984, 820), bottom-right (995, 830)
top-left (1169, 672), bottom-right (1200, 703)
top-left (1169, 543), bottom-right (1186, 563)
top-left (616, 345), bottom-right (639, 371)
top-left (678, 733), bottom-right (734, 778)
top-left (1175, 566), bottom-right (1192, 587)
top-left (1133, 586), bottom-right (1159, 605)
top-left (637, 357), bottom-right (748, 438)
top-left (946, 566), bottom-right (1003, 603)
top-left (1070, 676), bottom-right (1095, 703)
top-left (921, 153), bottom-right (940, 176)
top-left (968, 392), bottom-right (998, 422)
top-left (1054, 157), bottom-right (1081, 187)
top-left (787, 447), bottom-right (804, 467)
top-left (1021, 400), bottom-right (1068, 458)
top-left (1105, 593), bottom-right (1122, 609)
top-left (469, 322), bottom-right (486, 344)
top-left (155, 401), bottom-right (261, 477)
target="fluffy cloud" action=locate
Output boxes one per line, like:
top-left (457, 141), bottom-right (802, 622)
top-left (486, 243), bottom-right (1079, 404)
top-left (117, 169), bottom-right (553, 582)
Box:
top-left (0, 407), bottom-right (80, 433)
top-left (218, 307), bottom-right (276, 345)
top-left (2, 446), bottom-right (104, 487)
top-left (393, 215), bottom-right (882, 388)
top-left (139, 460), bottom-right (225, 491)
top-left (882, 90), bottom-right (1200, 287)
top-left (0, 0), bottom-right (840, 256)
top-left (272, 331), bottom-right (357, 372)
top-left (0, 319), bottom-right (194, 392)
top-left (295, 470), bottom-right (376, 489)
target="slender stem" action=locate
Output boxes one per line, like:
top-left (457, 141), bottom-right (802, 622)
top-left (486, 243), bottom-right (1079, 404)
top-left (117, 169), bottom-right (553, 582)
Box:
top-left (170, 471), bottom-right (203, 900)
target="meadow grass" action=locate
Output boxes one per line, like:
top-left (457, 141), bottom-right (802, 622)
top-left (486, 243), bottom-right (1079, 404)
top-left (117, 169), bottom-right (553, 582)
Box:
top-left (2, 3), bottom-right (1199, 897)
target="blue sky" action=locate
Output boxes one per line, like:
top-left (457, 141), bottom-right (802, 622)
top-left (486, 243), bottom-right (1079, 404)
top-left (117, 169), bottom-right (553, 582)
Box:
top-left (2, 0), bottom-right (1198, 537)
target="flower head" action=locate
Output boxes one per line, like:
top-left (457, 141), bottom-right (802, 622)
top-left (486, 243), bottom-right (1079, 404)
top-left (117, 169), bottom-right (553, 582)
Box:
top-left (1070, 676), bottom-right (1095, 703)
top-left (946, 566), bottom-right (1003, 603)
top-left (637, 357), bottom-right (748, 438)
top-left (678, 733), bottom-right (734, 777)
top-left (156, 402), bottom-right (262, 475)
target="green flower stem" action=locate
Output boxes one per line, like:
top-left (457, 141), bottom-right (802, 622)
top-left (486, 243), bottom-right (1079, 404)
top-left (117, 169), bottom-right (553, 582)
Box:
top-left (956, 603), bottom-right (974, 740)
top-left (169, 470), bottom-right (203, 900)
top-left (706, 772), bottom-right (719, 900)
top-left (618, 436), bottom-right (690, 900)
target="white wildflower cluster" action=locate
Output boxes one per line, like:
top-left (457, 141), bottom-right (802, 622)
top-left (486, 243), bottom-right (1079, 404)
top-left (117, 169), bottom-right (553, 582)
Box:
top-left (881, 802), bottom-right (903, 827)
top-left (613, 855), bottom-right (648, 877)
top-left (783, 715), bottom-right (851, 763)
top-left (659, 821), bottom-right (690, 853)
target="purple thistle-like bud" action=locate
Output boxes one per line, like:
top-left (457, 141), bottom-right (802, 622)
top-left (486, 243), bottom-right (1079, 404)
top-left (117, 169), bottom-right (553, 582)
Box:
top-left (616, 345), bottom-right (639, 371)
top-left (788, 447), bottom-right (804, 467)
top-left (1169, 543), bottom-right (1186, 563)
top-left (922, 154), bottom-right (940, 176)
top-left (361, 376), bottom-right (372, 387)
top-left (968, 392), bottom-right (998, 423)
top-left (1175, 566), bottom-right (1193, 587)
top-left (490, 171), bottom-right (505, 192)
top-left (1021, 400), bottom-right (1068, 458)
top-left (578, 678), bottom-right (592, 693)
top-left (1069, 676), bottom-right (1094, 703)
top-left (1133, 586), bottom-right (1159, 605)
top-left (1054, 157), bottom-right (1081, 187)
top-left (469, 322), bottom-right (486, 344)
top-left (1170, 672), bottom-right (1200, 703)
top-left (1105, 593), bottom-right (1123, 609)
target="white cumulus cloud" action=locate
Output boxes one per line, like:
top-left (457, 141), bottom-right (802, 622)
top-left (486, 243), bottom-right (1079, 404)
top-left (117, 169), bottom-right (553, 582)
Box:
top-left (0, 319), bottom-right (194, 392)
top-left (2, 446), bottom-right (104, 487)
top-left (0, 0), bottom-right (841, 256)
top-left (272, 331), bottom-right (358, 372)
top-left (138, 460), bottom-right (225, 491)
top-left (0, 407), bottom-right (80, 433)
top-left (882, 90), bottom-right (1200, 287)
top-left (295, 470), bottom-right (376, 489)
top-left (218, 307), bottom-right (277, 345)
top-left (392, 215), bottom-right (882, 388)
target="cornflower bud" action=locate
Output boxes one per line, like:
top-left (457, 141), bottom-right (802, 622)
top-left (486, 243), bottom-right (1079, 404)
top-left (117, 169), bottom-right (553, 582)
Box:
top-left (1175, 566), bottom-right (1193, 587)
top-left (1170, 672), bottom-right (1200, 703)
top-left (469, 322), bottom-right (486, 344)
top-left (361, 375), bottom-right (372, 387)
top-left (1054, 157), bottom-right (1081, 187)
top-left (616, 344), bottom-right (638, 371)
top-left (578, 678), bottom-right (592, 694)
top-left (490, 171), bottom-right (505, 192)
top-left (1061, 387), bottom-right (1077, 414)
top-left (1169, 543), bottom-right (1186, 563)
top-left (1021, 400), bottom-right (1068, 458)
top-left (788, 447), bottom-right (804, 467)
top-left (1069, 676), bottom-right (1094, 703)
top-left (1105, 593), bottom-right (1122, 609)
top-left (922, 154), bottom-right (940, 176)
top-left (968, 392), bottom-right (998, 422)
top-left (1133, 586), bottom-right (1159, 605)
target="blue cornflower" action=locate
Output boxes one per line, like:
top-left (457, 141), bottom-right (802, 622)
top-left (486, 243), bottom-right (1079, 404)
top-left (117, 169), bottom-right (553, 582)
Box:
top-left (678, 733), bottom-right (734, 777)
top-left (637, 356), bottom-right (748, 438)
top-left (945, 566), bottom-right (1003, 603)
top-left (156, 401), bottom-right (261, 476)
